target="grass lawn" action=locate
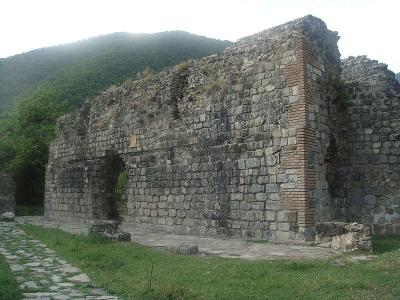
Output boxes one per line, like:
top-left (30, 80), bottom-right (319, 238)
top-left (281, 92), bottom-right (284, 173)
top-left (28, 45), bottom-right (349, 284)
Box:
top-left (21, 224), bottom-right (400, 300)
top-left (0, 254), bottom-right (22, 300)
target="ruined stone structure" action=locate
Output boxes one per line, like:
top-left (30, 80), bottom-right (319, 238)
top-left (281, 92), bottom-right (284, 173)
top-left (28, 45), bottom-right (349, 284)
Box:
top-left (44, 15), bottom-right (400, 241)
top-left (338, 57), bottom-right (400, 235)
top-left (315, 222), bottom-right (372, 252)
top-left (0, 173), bottom-right (16, 215)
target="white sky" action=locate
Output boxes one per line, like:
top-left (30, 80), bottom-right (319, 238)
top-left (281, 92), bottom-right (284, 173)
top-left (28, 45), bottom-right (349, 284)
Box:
top-left (1, 0), bottom-right (399, 72)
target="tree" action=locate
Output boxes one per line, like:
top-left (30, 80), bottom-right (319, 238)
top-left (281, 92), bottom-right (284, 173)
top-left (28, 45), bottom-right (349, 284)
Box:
top-left (0, 90), bottom-right (63, 204)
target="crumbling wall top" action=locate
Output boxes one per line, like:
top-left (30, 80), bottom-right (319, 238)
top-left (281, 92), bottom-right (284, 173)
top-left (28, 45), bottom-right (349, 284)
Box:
top-left (238, 15), bottom-right (338, 43)
top-left (54, 15), bottom-right (340, 142)
top-left (342, 56), bottom-right (400, 88)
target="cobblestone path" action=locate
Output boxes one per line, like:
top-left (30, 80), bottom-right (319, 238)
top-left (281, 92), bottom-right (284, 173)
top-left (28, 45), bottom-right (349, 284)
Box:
top-left (0, 221), bottom-right (118, 300)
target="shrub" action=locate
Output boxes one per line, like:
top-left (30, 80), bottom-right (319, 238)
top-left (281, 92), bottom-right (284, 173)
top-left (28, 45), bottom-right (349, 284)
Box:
top-left (137, 67), bottom-right (155, 79)
top-left (114, 170), bottom-right (128, 203)
top-left (202, 74), bottom-right (228, 97)
top-left (174, 61), bottom-right (192, 73)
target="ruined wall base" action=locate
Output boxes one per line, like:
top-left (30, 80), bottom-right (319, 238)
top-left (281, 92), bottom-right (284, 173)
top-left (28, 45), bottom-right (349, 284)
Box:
top-left (315, 222), bottom-right (372, 252)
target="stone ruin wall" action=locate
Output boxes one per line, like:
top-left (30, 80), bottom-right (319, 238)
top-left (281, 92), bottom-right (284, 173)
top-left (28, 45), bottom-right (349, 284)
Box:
top-left (44, 15), bottom-right (400, 241)
top-left (0, 173), bottom-right (16, 215)
top-left (338, 56), bottom-right (400, 235)
top-left (45, 16), bottom-right (340, 241)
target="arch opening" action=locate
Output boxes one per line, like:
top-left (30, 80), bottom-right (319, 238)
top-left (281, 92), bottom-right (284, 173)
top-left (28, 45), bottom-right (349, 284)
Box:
top-left (99, 150), bottom-right (127, 221)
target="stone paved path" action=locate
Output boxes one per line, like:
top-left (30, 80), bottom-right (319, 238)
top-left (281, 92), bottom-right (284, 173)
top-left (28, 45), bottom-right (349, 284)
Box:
top-left (16, 217), bottom-right (339, 260)
top-left (121, 224), bottom-right (339, 260)
top-left (0, 221), bottom-right (118, 300)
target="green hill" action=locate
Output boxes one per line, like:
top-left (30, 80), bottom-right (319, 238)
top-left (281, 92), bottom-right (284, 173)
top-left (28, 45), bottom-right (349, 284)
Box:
top-left (0, 31), bottom-right (231, 115)
top-left (0, 31), bottom-right (231, 204)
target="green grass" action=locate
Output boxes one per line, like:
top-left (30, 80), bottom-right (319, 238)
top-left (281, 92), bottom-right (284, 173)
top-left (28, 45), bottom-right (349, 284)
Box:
top-left (20, 225), bottom-right (400, 300)
top-left (372, 235), bottom-right (400, 254)
top-left (0, 254), bottom-right (22, 300)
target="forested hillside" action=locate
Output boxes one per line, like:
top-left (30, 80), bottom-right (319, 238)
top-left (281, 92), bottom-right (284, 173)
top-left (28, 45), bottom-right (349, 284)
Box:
top-left (0, 31), bottom-right (231, 115)
top-left (396, 72), bottom-right (400, 82)
top-left (0, 31), bottom-right (231, 205)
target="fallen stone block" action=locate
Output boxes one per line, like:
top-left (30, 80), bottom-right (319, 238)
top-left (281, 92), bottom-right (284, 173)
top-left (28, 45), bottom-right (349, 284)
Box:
top-left (1, 211), bottom-right (15, 221)
top-left (89, 220), bottom-right (131, 241)
top-left (315, 222), bottom-right (372, 252)
top-left (68, 273), bottom-right (90, 283)
top-left (167, 243), bottom-right (199, 255)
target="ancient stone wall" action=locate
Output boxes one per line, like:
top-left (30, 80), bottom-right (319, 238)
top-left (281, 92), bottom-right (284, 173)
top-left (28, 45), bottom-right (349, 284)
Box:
top-left (43, 16), bottom-right (400, 241)
top-left (0, 173), bottom-right (16, 214)
top-left (340, 56), bottom-right (400, 234)
top-left (44, 15), bottom-right (341, 241)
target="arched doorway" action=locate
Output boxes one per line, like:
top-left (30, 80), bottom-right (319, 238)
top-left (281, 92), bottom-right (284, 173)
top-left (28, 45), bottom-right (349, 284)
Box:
top-left (98, 150), bottom-right (127, 221)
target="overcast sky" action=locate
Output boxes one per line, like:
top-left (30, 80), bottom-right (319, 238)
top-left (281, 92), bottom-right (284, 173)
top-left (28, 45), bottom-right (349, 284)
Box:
top-left (1, 0), bottom-right (399, 72)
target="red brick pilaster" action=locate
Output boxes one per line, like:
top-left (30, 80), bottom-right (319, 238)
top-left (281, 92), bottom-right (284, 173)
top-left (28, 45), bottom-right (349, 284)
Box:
top-left (280, 38), bottom-right (318, 231)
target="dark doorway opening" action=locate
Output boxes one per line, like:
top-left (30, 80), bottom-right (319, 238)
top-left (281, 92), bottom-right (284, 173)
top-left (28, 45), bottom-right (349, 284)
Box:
top-left (324, 136), bottom-right (350, 221)
top-left (100, 150), bottom-right (126, 221)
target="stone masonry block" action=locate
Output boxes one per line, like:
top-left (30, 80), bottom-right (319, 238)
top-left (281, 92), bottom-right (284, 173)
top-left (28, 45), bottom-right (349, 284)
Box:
top-left (277, 210), bottom-right (297, 223)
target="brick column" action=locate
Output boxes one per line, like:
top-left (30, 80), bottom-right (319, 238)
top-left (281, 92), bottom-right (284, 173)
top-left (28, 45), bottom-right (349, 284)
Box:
top-left (279, 37), bottom-right (318, 236)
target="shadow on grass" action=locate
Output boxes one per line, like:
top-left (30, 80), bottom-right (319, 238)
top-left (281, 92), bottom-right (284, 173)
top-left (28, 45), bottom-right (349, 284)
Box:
top-left (372, 235), bottom-right (400, 254)
top-left (141, 285), bottom-right (198, 300)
